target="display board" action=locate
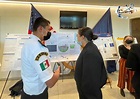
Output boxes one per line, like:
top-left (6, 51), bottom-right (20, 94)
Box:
top-left (45, 33), bottom-right (80, 62)
top-left (1, 33), bottom-right (119, 71)
top-left (1, 34), bottom-right (30, 71)
top-left (1, 33), bottom-right (80, 71)
top-left (94, 37), bottom-right (118, 60)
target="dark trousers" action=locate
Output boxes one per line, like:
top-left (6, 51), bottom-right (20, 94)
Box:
top-left (21, 87), bottom-right (48, 99)
top-left (132, 73), bottom-right (140, 99)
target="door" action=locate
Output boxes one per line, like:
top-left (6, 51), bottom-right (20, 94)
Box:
top-left (130, 18), bottom-right (140, 43)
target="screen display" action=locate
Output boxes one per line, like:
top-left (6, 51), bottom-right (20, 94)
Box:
top-left (60, 11), bottom-right (87, 29)
top-left (46, 45), bottom-right (57, 52)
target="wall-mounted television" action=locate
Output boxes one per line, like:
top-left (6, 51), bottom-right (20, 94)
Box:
top-left (60, 11), bottom-right (87, 29)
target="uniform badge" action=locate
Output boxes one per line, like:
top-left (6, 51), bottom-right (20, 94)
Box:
top-left (35, 52), bottom-right (48, 61)
top-left (40, 60), bottom-right (50, 71)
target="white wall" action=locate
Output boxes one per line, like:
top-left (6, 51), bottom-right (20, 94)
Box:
top-left (0, 2), bottom-right (140, 78)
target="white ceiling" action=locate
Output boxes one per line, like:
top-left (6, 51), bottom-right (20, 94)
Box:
top-left (2, 0), bottom-right (140, 7)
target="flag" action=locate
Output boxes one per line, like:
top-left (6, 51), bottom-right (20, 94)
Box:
top-left (28, 4), bottom-right (43, 34)
top-left (92, 8), bottom-right (112, 37)
top-left (40, 60), bottom-right (50, 71)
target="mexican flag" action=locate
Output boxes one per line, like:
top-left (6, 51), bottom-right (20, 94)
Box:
top-left (40, 60), bottom-right (50, 71)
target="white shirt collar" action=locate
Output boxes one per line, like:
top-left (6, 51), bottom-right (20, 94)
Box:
top-left (30, 34), bottom-right (41, 41)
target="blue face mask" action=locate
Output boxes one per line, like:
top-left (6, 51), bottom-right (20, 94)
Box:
top-left (75, 33), bottom-right (82, 46)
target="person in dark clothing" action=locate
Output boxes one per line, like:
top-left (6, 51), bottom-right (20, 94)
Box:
top-left (74, 27), bottom-right (107, 99)
top-left (126, 44), bottom-right (140, 99)
top-left (117, 35), bottom-right (135, 97)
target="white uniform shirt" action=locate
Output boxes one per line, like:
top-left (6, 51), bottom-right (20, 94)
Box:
top-left (21, 35), bottom-right (53, 95)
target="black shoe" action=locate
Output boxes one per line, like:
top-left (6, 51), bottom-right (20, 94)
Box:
top-left (120, 89), bottom-right (125, 97)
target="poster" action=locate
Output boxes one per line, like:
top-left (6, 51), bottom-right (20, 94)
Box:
top-left (45, 33), bottom-right (81, 62)
top-left (1, 34), bottom-right (30, 71)
top-left (94, 37), bottom-right (118, 59)
top-left (1, 33), bottom-right (80, 71)
top-left (1, 33), bottom-right (121, 71)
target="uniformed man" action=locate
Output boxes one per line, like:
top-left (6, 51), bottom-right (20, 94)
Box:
top-left (21, 17), bottom-right (60, 99)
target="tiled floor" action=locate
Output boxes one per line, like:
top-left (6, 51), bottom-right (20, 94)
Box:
top-left (0, 71), bottom-right (135, 99)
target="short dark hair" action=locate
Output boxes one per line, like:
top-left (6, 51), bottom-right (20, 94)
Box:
top-left (78, 27), bottom-right (98, 41)
top-left (33, 17), bottom-right (50, 32)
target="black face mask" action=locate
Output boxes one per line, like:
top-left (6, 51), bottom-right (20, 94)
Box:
top-left (44, 32), bottom-right (51, 40)
top-left (125, 39), bottom-right (133, 44)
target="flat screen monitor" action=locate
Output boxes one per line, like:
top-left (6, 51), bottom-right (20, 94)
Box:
top-left (60, 11), bottom-right (87, 29)
top-left (46, 45), bottom-right (57, 52)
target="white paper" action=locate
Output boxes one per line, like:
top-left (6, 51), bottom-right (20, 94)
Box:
top-left (45, 33), bottom-right (80, 62)
top-left (94, 37), bottom-right (118, 59)
top-left (1, 54), bottom-right (15, 71)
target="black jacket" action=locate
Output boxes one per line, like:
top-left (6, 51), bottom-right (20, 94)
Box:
top-left (118, 45), bottom-right (129, 59)
top-left (126, 44), bottom-right (140, 98)
top-left (126, 44), bottom-right (140, 71)
top-left (74, 41), bottom-right (107, 99)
